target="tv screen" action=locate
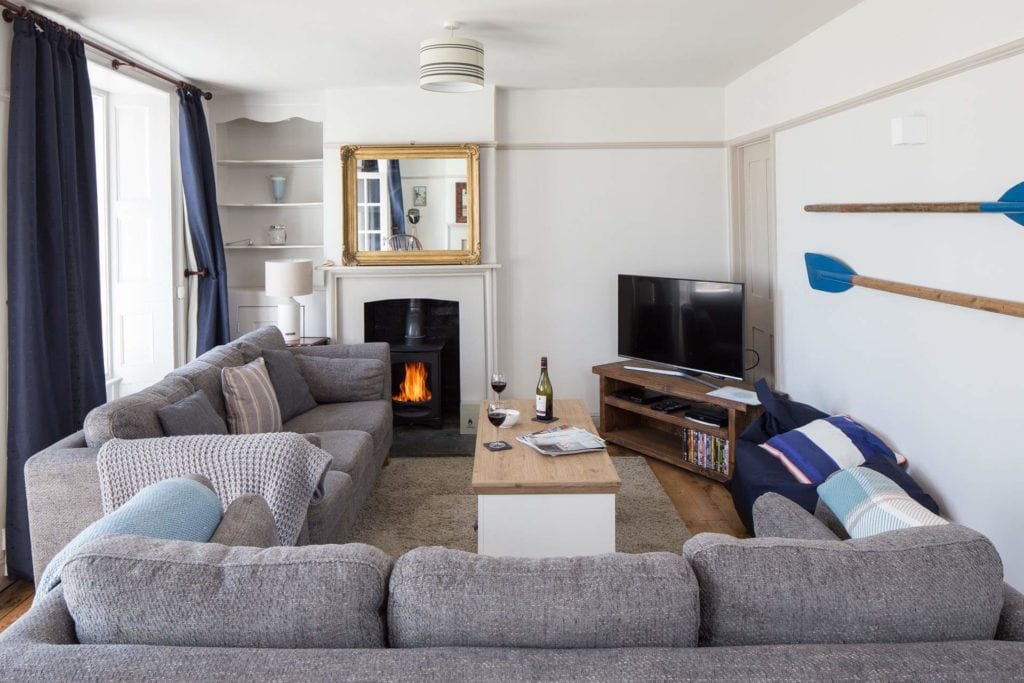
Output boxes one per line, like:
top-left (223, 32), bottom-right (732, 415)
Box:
top-left (618, 274), bottom-right (745, 380)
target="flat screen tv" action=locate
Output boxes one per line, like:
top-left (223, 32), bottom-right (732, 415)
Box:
top-left (618, 274), bottom-right (745, 381)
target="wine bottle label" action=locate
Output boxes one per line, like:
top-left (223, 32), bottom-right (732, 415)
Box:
top-left (535, 395), bottom-right (547, 414)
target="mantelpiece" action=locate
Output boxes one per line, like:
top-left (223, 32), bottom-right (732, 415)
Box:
top-left (322, 264), bottom-right (500, 407)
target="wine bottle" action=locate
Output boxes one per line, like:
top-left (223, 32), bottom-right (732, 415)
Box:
top-left (535, 356), bottom-right (553, 420)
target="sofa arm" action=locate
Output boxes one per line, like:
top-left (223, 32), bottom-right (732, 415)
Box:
top-left (304, 471), bottom-right (353, 545)
top-left (291, 343), bottom-right (391, 401)
top-left (0, 586), bottom-right (76, 645)
top-left (25, 440), bottom-right (104, 581)
top-left (998, 583), bottom-right (1024, 642)
top-left (752, 493), bottom-right (841, 541)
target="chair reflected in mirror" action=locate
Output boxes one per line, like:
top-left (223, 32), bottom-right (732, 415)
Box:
top-left (383, 234), bottom-right (423, 251)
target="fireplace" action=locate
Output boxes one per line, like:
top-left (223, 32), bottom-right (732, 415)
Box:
top-left (365, 298), bottom-right (460, 428)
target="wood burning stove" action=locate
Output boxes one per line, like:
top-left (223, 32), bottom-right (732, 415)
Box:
top-left (391, 341), bottom-right (444, 428)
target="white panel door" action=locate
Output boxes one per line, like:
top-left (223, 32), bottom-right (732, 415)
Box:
top-left (108, 93), bottom-right (174, 396)
top-left (735, 139), bottom-right (776, 385)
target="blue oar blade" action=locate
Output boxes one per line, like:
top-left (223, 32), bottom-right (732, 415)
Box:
top-left (805, 253), bottom-right (856, 293)
top-left (991, 182), bottom-right (1024, 225)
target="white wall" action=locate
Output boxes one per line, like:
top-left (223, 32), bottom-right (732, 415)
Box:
top-left (727, 2), bottom-right (1024, 587)
top-left (496, 88), bottom-right (729, 411)
top-left (724, 0), bottom-right (1024, 139)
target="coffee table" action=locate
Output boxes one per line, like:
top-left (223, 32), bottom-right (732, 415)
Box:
top-left (472, 398), bottom-right (621, 557)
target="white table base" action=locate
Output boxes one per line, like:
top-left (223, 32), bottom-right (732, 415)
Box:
top-left (477, 493), bottom-right (616, 558)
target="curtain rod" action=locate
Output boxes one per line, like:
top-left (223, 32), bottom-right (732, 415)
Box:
top-left (0, 1), bottom-right (212, 99)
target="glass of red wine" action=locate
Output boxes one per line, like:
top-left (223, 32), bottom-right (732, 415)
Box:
top-left (487, 403), bottom-right (506, 430)
top-left (490, 372), bottom-right (507, 408)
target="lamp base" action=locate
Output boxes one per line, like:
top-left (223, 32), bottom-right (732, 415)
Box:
top-left (277, 301), bottom-right (301, 343)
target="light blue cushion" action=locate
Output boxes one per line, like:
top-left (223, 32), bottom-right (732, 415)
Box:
top-left (38, 477), bottom-right (222, 593)
top-left (760, 415), bottom-right (906, 485)
top-left (817, 466), bottom-right (947, 538)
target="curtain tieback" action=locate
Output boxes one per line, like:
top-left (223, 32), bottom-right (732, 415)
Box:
top-left (184, 267), bottom-right (209, 279)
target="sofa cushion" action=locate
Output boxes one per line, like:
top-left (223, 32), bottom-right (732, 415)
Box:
top-left (210, 494), bottom-right (278, 547)
top-left (761, 415), bottom-right (906, 485)
top-left (38, 477), bottom-right (222, 593)
top-left (284, 401), bottom-right (391, 453)
top-left (156, 391), bottom-right (228, 436)
top-left (170, 360), bottom-right (229, 418)
top-left (83, 376), bottom-right (194, 447)
top-left (234, 325), bottom-right (288, 352)
top-left (752, 492), bottom-right (840, 541)
top-left (682, 525), bottom-right (1004, 647)
top-left (221, 358), bottom-right (282, 434)
top-left (388, 547), bottom-right (699, 649)
top-left (313, 430), bottom-right (375, 476)
top-left (294, 356), bottom-right (386, 403)
top-left (817, 466), bottom-right (947, 538)
top-left (62, 536), bottom-right (391, 648)
top-left (261, 349), bottom-right (317, 422)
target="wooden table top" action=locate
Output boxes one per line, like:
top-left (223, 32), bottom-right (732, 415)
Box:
top-left (472, 399), bottom-right (621, 495)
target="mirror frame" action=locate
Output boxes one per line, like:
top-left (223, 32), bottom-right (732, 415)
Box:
top-left (341, 144), bottom-right (481, 265)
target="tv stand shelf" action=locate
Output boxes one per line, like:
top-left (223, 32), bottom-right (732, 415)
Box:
top-left (592, 361), bottom-right (763, 483)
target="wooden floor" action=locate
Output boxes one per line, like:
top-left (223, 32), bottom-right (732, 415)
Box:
top-left (0, 447), bottom-right (747, 635)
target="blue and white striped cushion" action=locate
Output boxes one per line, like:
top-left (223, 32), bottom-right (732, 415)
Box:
top-left (760, 415), bottom-right (906, 485)
top-left (817, 466), bottom-right (947, 538)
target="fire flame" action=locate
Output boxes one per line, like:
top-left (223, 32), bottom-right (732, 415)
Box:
top-left (393, 362), bottom-right (432, 403)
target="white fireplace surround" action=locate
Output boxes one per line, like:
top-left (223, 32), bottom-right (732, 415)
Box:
top-left (323, 264), bottom-right (500, 406)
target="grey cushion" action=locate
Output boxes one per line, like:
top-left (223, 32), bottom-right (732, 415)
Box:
top-left (284, 401), bottom-right (391, 453)
top-left (234, 325), bottom-right (288, 352)
top-left (83, 376), bottom-right (194, 447)
top-left (262, 349), bottom-right (317, 422)
top-left (313, 430), bottom-right (375, 475)
top-left (170, 359), bottom-right (233, 418)
top-left (388, 547), bottom-right (699, 648)
top-left (294, 356), bottom-right (386, 403)
top-left (210, 494), bottom-right (278, 547)
top-left (62, 535), bottom-right (391, 648)
top-left (221, 358), bottom-right (282, 434)
top-left (752, 493), bottom-right (840, 541)
top-left (682, 524), bottom-right (1005, 647)
top-left (999, 583), bottom-right (1024, 642)
top-left (156, 391), bottom-right (228, 436)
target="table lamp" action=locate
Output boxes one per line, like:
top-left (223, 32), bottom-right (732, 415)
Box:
top-left (265, 258), bottom-right (313, 342)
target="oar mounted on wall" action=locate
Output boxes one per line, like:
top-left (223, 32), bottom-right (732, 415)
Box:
top-left (805, 253), bottom-right (1024, 319)
top-left (805, 181), bottom-right (1024, 226)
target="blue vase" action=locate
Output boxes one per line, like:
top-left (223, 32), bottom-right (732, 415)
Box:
top-left (269, 175), bottom-right (286, 203)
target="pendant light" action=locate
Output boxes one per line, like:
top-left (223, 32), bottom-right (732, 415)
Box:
top-left (419, 21), bottom-right (484, 93)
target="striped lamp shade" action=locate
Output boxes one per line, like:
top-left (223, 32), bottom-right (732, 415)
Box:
top-left (419, 37), bottom-right (484, 92)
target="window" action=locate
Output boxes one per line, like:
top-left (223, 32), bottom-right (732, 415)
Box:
top-left (356, 161), bottom-right (391, 250)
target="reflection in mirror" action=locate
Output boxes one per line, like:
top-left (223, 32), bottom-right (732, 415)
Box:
top-left (341, 145), bottom-right (479, 265)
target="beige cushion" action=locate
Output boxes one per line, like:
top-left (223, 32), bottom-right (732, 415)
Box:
top-left (221, 358), bottom-right (282, 434)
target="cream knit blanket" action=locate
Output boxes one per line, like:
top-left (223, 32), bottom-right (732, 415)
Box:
top-left (97, 433), bottom-right (332, 545)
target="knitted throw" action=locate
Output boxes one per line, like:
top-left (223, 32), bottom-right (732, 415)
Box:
top-left (97, 433), bottom-right (332, 545)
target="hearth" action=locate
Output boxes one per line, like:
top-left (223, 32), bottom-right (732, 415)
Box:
top-left (365, 298), bottom-right (460, 429)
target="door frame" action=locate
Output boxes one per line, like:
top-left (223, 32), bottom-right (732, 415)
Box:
top-left (728, 134), bottom-right (778, 385)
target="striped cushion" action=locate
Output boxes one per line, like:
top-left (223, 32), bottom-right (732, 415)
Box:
top-left (817, 466), bottom-right (947, 538)
top-left (760, 415), bottom-right (905, 485)
top-left (221, 357), bottom-right (282, 434)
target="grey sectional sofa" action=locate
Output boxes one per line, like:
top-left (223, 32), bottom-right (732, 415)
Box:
top-left (23, 326), bottom-right (392, 579)
top-left (0, 498), bottom-right (1021, 681)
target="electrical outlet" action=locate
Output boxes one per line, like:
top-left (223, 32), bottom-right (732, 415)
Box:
top-left (460, 402), bottom-right (479, 435)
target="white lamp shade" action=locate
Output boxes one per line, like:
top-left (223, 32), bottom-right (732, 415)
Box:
top-left (265, 258), bottom-right (313, 298)
top-left (419, 37), bottom-right (484, 92)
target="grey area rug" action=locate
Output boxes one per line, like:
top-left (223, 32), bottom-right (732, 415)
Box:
top-left (348, 456), bottom-right (691, 558)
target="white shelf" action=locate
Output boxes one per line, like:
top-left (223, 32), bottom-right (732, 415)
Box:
top-left (225, 244), bottom-right (323, 250)
top-left (217, 159), bottom-right (322, 166)
top-left (219, 202), bottom-right (323, 208)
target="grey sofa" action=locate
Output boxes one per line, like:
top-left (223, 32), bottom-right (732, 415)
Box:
top-left (23, 326), bottom-right (392, 579)
top-left (1, 497), bottom-right (1021, 681)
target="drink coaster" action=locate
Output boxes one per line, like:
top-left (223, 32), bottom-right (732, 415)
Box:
top-left (531, 416), bottom-right (559, 424)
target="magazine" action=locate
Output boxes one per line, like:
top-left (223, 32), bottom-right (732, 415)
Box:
top-left (516, 425), bottom-right (607, 457)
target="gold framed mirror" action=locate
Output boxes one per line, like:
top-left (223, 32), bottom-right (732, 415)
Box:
top-left (341, 144), bottom-right (480, 265)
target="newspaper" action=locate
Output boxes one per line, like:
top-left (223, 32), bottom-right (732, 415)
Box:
top-left (516, 425), bottom-right (607, 457)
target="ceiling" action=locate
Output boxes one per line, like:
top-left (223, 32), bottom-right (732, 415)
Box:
top-left (37, 0), bottom-right (862, 94)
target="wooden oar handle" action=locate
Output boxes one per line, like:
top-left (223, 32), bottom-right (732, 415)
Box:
top-left (853, 275), bottom-right (1024, 318)
top-left (805, 203), bottom-right (981, 213)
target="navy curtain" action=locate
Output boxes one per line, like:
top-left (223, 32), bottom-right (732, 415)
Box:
top-left (178, 88), bottom-right (230, 354)
top-left (387, 160), bottom-right (406, 235)
top-left (6, 17), bottom-right (106, 578)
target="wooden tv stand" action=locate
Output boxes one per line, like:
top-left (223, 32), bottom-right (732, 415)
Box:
top-left (592, 362), bottom-right (763, 483)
